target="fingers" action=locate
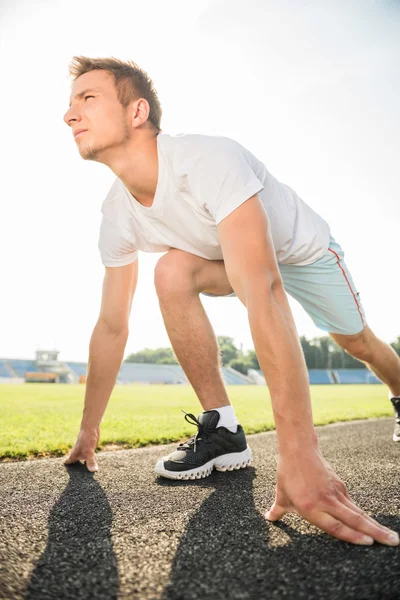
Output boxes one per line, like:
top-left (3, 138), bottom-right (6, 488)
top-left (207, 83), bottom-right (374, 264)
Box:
top-left (333, 495), bottom-right (399, 546)
top-left (85, 454), bottom-right (99, 473)
top-left (63, 452), bottom-right (79, 465)
top-left (305, 510), bottom-right (376, 545)
top-left (339, 493), bottom-right (390, 527)
top-left (265, 501), bottom-right (287, 522)
top-left (266, 500), bottom-right (377, 545)
top-left (303, 499), bottom-right (399, 546)
top-left (63, 451), bottom-right (99, 473)
top-left (265, 489), bottom-right (399, 546)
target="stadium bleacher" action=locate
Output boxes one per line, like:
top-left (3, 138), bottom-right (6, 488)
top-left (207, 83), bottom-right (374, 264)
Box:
top-left (66, 362), bottom-right (88, 377)
top-left (0, 363), bottom-right (11, 378)
top-left (117, 363), bottom-right (187, 384)
top-left (255, 368), bottom-right (381, 385)
top-left (0, 359), bottom-right (38, 377)
top-left (256, 368), bottom-right (334, 385)
top-left (0, 358), bottom-right (382, 385)
top-left (222, 367), bottom-right (252, 385)
top-left (308, 369), bottom-right (333, 384)
top-left (335, 369), bottom-right (381, 384)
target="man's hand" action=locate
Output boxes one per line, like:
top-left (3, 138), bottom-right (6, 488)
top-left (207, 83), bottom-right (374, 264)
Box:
top-left (63, 427), bottom-right (100, 472)
top-left (266, 447), bottom-right (399, 546)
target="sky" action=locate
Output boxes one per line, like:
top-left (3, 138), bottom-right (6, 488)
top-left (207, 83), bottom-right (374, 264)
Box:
top-left (0, 0), bottom-right (399, 362)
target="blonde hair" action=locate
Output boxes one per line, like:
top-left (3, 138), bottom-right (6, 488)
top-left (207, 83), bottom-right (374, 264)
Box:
top-left (68, 56), bottom-right (162, 133)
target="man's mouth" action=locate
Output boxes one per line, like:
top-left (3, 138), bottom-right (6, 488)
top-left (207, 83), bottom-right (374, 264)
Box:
top-left (74, 129), bottom-right (87, 138)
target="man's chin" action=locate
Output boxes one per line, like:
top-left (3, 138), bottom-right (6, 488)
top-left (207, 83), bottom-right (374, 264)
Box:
top-left (80, 151), bottom-right (96, 161)
top-left (78, 141), bottom-right (116, 163)
top-left (79, 145), bottom-right (101, 161)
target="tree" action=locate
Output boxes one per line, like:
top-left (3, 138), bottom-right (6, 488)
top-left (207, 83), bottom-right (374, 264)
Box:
top-left (300, 336), bottom-right (365, 369)
top-left (391, 337), bottom-right (400, 356)
top-left (125, 347), bottom-right (178, 364)
top-left (300, 336), bottom-right (316, 368)
top-left (245, 349), bottom-right (260, 370)
top-left (229, 359), bottom-right (250, 375)
top-left (123, 332), bottom-right (400, 370)
top-left (216, 336), bottom-right (239, 366)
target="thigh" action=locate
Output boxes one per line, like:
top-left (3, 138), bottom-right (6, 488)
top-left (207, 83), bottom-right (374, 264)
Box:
top-left (198, 258), bottom-right (235, 296)
top-left (157, 249), bottom-right (235, 296)
top-left (278, 236), bottom-right (367, 335)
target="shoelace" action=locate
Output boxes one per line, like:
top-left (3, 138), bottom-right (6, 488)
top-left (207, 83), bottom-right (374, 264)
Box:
top-left (178, 410), bottom-right (210, 453)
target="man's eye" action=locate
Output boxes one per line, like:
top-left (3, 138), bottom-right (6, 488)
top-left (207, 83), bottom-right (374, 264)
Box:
top-left (85, 95), bottom-right (94, 100)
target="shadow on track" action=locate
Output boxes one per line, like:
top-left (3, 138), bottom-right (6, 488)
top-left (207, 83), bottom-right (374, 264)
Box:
top-left (158, 468), bottom-right (399, 600)
top-left (25, 463), bottom-right (119, 600)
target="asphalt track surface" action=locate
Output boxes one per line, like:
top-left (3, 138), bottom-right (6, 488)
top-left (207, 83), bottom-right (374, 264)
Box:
top-left (0, 418), bottom-right (399, 600)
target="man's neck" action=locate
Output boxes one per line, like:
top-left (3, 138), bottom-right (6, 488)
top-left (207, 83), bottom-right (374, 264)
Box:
top-left (107, 132), bottom-right (159, 207)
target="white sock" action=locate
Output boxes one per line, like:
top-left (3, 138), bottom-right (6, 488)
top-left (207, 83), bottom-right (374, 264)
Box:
top-left (206, 405), bottom-right (238, 433)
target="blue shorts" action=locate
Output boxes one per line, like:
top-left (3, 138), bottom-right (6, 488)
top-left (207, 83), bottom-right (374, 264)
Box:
top-left (201, 235), bottom-right (367, 336)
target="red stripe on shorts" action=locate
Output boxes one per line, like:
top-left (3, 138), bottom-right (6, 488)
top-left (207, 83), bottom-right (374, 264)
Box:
top-left (328, 248), bottom-right (365, 328)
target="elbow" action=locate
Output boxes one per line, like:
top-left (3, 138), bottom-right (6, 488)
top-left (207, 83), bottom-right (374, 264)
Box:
top-left (230, 269), bottom-right (284, 305)
top-left (97, 318), bottom-right (130, 338)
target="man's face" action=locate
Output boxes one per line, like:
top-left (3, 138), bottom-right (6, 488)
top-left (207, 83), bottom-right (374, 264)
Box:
top-left (64, 70), bottom-right (131, 161)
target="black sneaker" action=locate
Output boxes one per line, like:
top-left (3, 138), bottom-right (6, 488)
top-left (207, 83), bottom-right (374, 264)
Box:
top-left (154, 409), bottom-right (252, 480)
top-left (391, 397), bottom-right (400, 442)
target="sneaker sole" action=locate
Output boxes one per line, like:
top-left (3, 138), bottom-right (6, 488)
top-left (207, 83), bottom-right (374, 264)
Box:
top-left (393, 434), bottom-right (400, 442)
top-left (154, 446), bottom-right (252, 480)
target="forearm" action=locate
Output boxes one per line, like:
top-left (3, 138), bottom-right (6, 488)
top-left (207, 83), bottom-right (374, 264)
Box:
top-left (80, 320), bottom-right (129, 430)
top-left (246, 280), bottom-right (318, 453)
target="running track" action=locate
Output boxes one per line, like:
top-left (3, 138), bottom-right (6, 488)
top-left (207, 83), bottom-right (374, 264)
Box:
top-left (0, 419), bottom-right (399, 600)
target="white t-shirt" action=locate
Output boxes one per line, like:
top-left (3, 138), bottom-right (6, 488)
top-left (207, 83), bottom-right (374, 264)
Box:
top-left (98, 133), bottom-right (330, 268)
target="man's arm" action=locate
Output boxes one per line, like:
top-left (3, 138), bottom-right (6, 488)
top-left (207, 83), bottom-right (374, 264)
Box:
top-left (217, 194), bottom-right (399, 546)
top-left (64, 259), bottom-right (139, 472)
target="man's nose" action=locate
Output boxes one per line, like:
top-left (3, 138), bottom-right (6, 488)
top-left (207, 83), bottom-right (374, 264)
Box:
top-left (63, 107), bottom-right (80, 126)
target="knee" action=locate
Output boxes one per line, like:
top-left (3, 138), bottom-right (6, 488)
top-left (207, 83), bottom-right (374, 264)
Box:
top-left (336, 329), bottom-right (374, 363)
top-left (154, 249), bottom-right (197, 298)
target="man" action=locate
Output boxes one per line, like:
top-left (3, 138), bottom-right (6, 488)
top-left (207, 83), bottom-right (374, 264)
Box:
top-left (63, 56), bottom-right (400, 547)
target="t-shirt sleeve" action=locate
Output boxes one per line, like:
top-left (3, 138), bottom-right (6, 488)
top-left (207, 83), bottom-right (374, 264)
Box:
top-left (98, 215), bottom-right (138, 267)
top-left (186, 138), bottom-right (264, 225)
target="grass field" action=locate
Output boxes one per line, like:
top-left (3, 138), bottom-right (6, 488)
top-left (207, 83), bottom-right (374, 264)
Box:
top-left (0, 383), bottom-right (393, 461)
